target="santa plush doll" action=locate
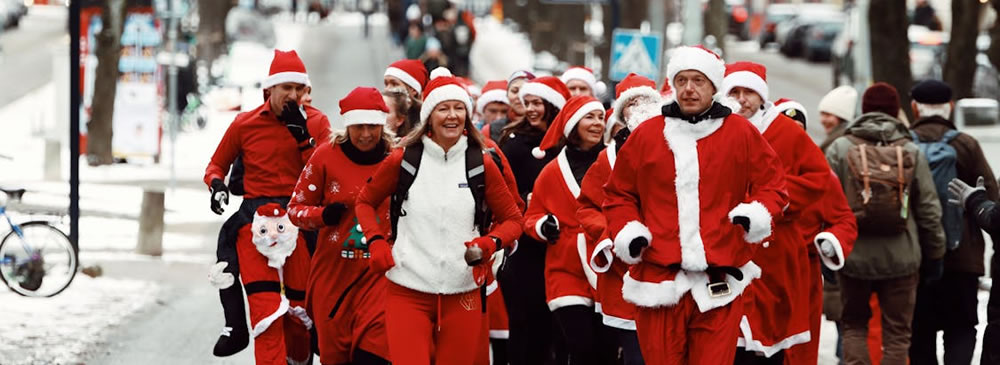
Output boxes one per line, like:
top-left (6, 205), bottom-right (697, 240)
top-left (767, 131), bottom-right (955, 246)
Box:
top-left (209, 203), bottom-right (312, 365)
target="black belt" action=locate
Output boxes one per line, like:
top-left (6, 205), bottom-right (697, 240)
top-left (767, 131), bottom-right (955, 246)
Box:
top-left (244, 280), bottom-right (305, 301)
top-left (667, 264), bottom-right (743, 298)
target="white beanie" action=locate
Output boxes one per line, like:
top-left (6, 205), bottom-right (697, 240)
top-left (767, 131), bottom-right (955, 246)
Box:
top-left (818, 85), bottom-right (858, 122)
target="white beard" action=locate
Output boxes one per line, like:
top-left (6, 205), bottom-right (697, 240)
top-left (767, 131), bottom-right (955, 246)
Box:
top-left (626, 97), bottom-right (664, 131)
top-left (251, 215), bottom-right (299, 269)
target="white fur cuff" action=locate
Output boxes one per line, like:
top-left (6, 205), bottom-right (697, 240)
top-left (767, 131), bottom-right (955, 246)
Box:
top-left (590, 238), bottom-right (615, 273)
top-left (535, 215), bottom-right (559, 241)
top-left (728, 201), bottom-right (773, 244)
top-left (613, 221), bottom-right (652, 265)
top-left (814, 231), bottom-right (846, 271)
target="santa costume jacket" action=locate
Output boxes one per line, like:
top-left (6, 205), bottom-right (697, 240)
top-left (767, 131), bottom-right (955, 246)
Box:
top-left (736, 109), bottom-right (832, 357)
top-left (523, 146), bottom-right (603, 311)
top-left (287, 140), bottom-right (391, 364)
top-left (602, 110), bottom-right (788, 313)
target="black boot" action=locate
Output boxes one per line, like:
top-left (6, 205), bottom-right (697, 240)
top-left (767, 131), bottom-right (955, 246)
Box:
top-left (213, 278), bottom-right (249, 356)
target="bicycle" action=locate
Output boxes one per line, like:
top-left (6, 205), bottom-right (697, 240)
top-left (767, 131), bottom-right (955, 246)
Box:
top-left (0, 188), bottom-right (78, 297)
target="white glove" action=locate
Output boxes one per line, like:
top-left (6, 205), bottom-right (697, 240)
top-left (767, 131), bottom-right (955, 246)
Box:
top-left (819, 239), bottom-right (836, 258)
top-left (288, 306), bottom-right (313, 330)
top-left (208, 262), bottom-right (234, 289)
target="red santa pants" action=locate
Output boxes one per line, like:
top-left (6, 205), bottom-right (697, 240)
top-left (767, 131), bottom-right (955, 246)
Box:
top-left (784, 254), bottom-right (823, 365)
top-left (385, 281), bottom-right (484, 365)
top-left (236, 226), bottom-right (311, 365)
top-left (634, 293), bottom-right (744, 365)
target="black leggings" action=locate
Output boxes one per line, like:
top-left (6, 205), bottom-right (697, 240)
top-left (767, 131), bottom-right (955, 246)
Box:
top-left (552, 305), bottom-right (619, 365)
top-left (733, 347), bottom-right (784, 365)
top-left (500, 236), bottom-right (554, 365)
top-left (348, 348), bottom-right (389, 365)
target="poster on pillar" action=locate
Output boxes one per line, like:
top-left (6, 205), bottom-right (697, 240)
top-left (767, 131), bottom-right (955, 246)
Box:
top-left (609, 29), bottom-right (662, 82)
top-left (112, 8), bottom-right (163, 160)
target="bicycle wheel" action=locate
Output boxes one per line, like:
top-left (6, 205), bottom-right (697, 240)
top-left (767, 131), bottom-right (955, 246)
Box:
top-left (0, 221), bottom-right (78, 297)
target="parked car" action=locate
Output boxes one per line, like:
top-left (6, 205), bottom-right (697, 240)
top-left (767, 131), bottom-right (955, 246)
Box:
top-left (803, 19), bottom-right (844, 62)
top-left (775, 3), bottom-right (839, 50)
top-left (780, 10), bottom-right (844, 58)
top-left (759, 3), bottom-right (797, 47)
top-left (831, 21), bottom-right (951, 87)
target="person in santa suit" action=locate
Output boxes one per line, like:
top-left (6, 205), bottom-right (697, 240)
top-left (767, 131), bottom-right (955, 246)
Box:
top-left (208, 203), bottom-right (313, 365)
top-left (578, 72), bottom-right (664, 365)
top-left (561, 66), bottom-right (607, 98)
top-left (476, 80), bottom-right (510, 129)
top-left (355, 68), bottom-right (524, 365)
top-left (521, 94), bottom-right (618, 365)
top-left (383, 59), bottom-right (428, 139)
top-left (204, 49), bottom-right (332, 357)
top-left (602, 46), bottom-right (789, 365)
top-left (285, 87), bottom-right (394, 365)
top-left (482, 70), bottom-right (535, 143)
top-left (494, 74), bottom-right (570, 365)
top-left (720, 61), bottom-right (837, 364)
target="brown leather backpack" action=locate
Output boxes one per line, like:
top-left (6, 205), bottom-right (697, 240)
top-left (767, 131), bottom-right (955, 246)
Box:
top-left (844, 135), bottom-right (917, 235)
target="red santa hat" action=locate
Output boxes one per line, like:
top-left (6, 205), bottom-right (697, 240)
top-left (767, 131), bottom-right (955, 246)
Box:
top-left (419, 67), bottom-right (474, 124)
top-left (262, 50), bottom-right (310, 89)
top-left (339, 86), bottom-right (389, 127)
top-left (722, 61), bottom-right (769, 101)
top-left (476, 80), bottom-right (509, 114)
top-left (384, 59), bottom-right (429, 94)
top-left (458, 77), bottom-right (481, 97)
top-left (560, 66), bottom-right (608, 96)
top-left (531, 95), bottom-right (605, 159)
top-left (255, 203), bottom-right (287, 218)
top-left (607, 73), bottom-right (661, 142)
top-left (518, 76), bottom-right (571, 109)
top-left (772, 98), bottom-right (808, 126)
top-left (665, 46), bottom-right (725, 97)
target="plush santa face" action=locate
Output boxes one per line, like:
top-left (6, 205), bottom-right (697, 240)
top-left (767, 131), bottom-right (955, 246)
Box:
top-left (251, 208), bottom-right (299, 269)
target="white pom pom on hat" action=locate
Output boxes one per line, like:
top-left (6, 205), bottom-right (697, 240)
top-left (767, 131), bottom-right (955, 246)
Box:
top-left (531, 147), bottom-right (546, 159)
top-left (430, 67), bottom-right (453, 80)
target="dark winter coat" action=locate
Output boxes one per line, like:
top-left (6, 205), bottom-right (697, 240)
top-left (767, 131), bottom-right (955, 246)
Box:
top-left (499, 128), bottom-right (556, 203)
top-left (910, 116), bottom-right (999, 276)
top-left (825, 112), bottom-right (946, 279)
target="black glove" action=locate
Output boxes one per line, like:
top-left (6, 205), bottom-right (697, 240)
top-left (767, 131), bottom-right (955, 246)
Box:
top-left (732, 215), bottom-right (750, 233)
top-left (279, 100), bottom-right (310, 143)
top-left (540, 214), bottom-right (560, 243)
top-left (920, 258), bottom-right (944, 284)
top-left (629, 236), bottom-right (649, 259)
top-left (209, 179), bottom-right (230, 215)
top-left (322, 203), bottom-right (348, 226)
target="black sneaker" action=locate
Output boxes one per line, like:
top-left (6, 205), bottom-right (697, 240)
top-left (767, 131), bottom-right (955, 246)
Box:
top-left (213, 325), bottom-right (249, 357)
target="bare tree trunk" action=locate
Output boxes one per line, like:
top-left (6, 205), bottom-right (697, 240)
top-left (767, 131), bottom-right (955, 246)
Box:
top-left (944, 0), bottom-right (983, 100)
top-left (987, 1), bottom-right (1000, 78)
top-left (705, 0), bottom-right (726, 53)
top-left (88, 0), bottom-right (125, 166)
top-left (869, 0), bottom-right (914, 120)
top-left (196, 0), bottom-right (235, 66)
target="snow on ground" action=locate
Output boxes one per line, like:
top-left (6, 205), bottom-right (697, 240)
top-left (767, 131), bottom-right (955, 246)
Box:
top-left (0, 276), bottom-right (160, 365)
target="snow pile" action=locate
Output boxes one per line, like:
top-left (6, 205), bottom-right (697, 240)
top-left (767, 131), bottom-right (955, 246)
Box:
top-left (469, 17), bottom-right (534, 83)
top-left (0, 276), bottom-right (160, 364)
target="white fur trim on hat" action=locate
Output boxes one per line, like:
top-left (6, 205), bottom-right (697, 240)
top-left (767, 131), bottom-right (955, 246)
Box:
top-left (613, 221), bottom-right (652, 265)
top-left (342, 109), bottom-right (388, 127)
top-left (721, 71), bottom-right (769, 102)
top-left (563, 101), bottom-right (605, 137)
top-left (728, 201), bottom-right (773, 244)
top-left (607, 86), bottom-right (663, 143)
top-left (519, 82), bottom-right (567, 109)
top-left (773, 100), bottom-right (808, 119)
top-left (666, 47), bottom-right (725, 97)
top-left (262, 72), bottom-right (310, 89)
top-left (476, 89), bottom-right (509, 114)
top-left (419, 84), bottom-right (474, 124)
top-left (814, 231), bottom-right (846, 271)
top-left (429, 67), bottom-right (453, 79)
top-left (561, 68), bottom-right (597, 89)
top-left (384, 67), bottom-right (423, 93)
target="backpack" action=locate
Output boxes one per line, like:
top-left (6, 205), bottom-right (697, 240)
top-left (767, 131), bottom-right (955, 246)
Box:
top-left (911, 130), bottom-right (963, 250)
top-left (844, 135), bottom-right (917, 235)
top-left (389, 140), bottom-right (500, 240)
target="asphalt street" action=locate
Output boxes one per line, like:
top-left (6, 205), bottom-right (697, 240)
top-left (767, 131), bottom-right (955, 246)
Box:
top-left (0, 6), bottom-right (66, 108)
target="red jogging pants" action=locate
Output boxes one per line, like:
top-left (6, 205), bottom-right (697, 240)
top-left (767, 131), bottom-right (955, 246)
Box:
top-left (385, 282), bottom-right (484, 365)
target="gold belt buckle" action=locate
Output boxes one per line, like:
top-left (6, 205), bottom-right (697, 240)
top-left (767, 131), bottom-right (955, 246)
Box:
top-left (708, 282), bottom-right (731, 298)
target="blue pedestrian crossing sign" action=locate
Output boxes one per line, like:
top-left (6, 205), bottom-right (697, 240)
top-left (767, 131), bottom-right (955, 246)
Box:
top-left (610, 29), bottom-right (662, 82)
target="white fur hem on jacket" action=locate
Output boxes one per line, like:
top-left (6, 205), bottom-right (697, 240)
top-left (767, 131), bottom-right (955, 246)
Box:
top-left (728, 201), bottom-right (773, 244)
top-left (489, 330), bottom-right (510, 339)
top-left (590, 238), bottom-right (614, 273)
top-left (547, 295), bottom-right (594, 311)
top-left (613, 221), bottom-right (651, 265)
top-left (737, 315), bottom-right (812, 358)
top-left (577, 233), bottom-right (599, 290)
top-left (601, 312), bottom-right (638, 331)
top-left (251, 296), bottom-right (290, 338)
top-left (814, 231), bottom-right (846, 271)
top-left (622, 261), bottom-right (761, 311)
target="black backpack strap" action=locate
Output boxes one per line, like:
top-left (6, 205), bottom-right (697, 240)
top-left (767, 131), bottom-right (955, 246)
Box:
top-left (466, 144), bottom-right (489, 236)
top-left (390, 142), bottom-right (424, 241)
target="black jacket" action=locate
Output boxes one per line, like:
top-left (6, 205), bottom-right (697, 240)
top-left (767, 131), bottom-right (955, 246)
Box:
top-left (500, 129), bottom-right (555, 202)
